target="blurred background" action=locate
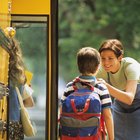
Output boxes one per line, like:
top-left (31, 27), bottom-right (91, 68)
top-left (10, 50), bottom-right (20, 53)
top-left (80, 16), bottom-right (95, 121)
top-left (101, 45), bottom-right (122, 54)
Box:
top-left (13, 23), bottom-right (47, 140)
top-left (12, 0), bottom-right (140, 139)
top-left (59, 0), bottom-right (140, 84)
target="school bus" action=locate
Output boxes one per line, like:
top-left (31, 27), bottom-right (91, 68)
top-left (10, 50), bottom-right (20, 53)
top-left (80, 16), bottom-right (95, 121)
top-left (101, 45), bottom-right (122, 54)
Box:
top-left (0, 0), bottom-right (58, 140)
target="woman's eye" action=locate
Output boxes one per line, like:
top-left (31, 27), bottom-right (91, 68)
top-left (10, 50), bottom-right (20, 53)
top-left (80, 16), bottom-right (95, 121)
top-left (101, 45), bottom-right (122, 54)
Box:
top-left (101, 58), bottom-right (114, 61)
top-left (109, 58), bottom-right (114, 60)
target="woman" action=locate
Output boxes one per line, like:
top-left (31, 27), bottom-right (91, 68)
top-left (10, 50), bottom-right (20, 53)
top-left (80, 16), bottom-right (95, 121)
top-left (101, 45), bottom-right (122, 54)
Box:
top-left (7, 27), bottom-right (34, 140)
top-left (97, 39), bottom-right (140, 140)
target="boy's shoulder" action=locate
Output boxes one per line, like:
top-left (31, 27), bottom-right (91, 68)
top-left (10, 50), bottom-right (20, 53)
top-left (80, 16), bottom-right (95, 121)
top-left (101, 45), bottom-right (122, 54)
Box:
top-left (95, 83), bottom-right (108, 91)
top-left (65, 76), bottom-right (108, 91)
top-left (63, 80), bottom-right (75, 97)
top-left (66, 81), bottom-right (73, 87)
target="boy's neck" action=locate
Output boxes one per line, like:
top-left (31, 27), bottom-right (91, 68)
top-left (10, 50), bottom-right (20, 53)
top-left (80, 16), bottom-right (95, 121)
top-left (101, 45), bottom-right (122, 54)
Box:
top-left (81, 73), bottom-right (96, 76)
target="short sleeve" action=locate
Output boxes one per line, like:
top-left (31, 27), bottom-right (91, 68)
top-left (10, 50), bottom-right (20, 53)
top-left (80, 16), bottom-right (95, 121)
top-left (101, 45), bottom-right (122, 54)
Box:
top-left (125, 62), bottom-right (140, 81)
top-left (95, 83), bottom-right (112, 109)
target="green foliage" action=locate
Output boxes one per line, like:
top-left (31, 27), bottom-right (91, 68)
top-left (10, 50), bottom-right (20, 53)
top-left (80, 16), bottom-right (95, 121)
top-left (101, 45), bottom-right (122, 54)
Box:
top-left (15, 24), bottom-right (47, 96)
top-left (59, 0), bottom-right (140, 82)
top-left (125, 48), bottom-right (140, 62)
top-left (16, 25), bottom-right (46, 74)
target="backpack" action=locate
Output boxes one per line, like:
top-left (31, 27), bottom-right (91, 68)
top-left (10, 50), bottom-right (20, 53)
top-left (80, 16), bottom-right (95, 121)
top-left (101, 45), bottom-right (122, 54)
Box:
top-left (60, 78), bottom-right (105, 140)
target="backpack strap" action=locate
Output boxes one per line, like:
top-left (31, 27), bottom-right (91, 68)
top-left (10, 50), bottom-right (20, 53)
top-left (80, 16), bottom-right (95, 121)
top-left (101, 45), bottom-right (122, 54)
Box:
top-left (70, 98), bottom-right (90, 115)
top-left (98, 115), bottom-right (106, 140)
top-left (73, 78), bottom-right (94, 91)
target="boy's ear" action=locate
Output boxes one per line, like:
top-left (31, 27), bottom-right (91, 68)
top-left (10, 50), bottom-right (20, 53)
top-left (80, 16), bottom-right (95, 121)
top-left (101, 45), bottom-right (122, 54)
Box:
top-left (97, 65), bottom-right (100, 70)
top-left (95, 65), bottom-right (100, 74)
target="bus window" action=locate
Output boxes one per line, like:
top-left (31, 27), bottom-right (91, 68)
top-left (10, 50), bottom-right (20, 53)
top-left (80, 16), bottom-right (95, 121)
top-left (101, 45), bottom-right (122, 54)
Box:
top-left (11, 15), bottom-right (48, 140)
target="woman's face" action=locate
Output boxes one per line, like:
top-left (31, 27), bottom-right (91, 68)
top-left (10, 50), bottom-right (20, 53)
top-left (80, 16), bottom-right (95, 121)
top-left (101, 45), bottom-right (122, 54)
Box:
top-left (100, 50), bottom-right (122, 73)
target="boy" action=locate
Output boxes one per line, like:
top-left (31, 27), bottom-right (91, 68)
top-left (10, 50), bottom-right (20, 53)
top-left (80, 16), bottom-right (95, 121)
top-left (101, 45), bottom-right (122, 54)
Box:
top-left (61, 47), bottom-right (114, 140)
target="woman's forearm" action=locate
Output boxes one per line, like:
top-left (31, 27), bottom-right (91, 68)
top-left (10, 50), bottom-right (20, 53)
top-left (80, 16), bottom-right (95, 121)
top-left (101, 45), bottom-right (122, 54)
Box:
top-left (105, 82), bottom-right (134, 105)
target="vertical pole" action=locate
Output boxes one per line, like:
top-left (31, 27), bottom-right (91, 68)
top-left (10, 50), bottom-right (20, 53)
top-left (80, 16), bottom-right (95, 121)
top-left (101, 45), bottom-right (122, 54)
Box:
top-left (0, 0), bottom-right (11, 139)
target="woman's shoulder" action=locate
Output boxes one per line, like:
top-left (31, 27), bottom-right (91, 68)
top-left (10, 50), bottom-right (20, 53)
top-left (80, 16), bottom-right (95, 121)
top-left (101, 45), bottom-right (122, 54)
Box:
top-left (122, 57), bottom-right (140, 80)
top-left (122, 57), bottom-right (139, 64)
top-left (122, 57), bottom-right (140, 68)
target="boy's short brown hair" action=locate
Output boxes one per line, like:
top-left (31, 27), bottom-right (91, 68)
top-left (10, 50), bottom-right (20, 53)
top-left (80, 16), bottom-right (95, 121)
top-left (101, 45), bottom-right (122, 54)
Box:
top-left (77, 47), bottom-right (100, 74)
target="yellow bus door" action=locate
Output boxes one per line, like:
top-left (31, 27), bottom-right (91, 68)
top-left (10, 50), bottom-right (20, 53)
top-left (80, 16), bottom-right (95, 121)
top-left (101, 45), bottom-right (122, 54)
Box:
top-left (0, 0), bottom-right (58, 139)
top-left (11, 1), bottom-right (58, 140)
top-left (0, 0), bottom-right (11, 139)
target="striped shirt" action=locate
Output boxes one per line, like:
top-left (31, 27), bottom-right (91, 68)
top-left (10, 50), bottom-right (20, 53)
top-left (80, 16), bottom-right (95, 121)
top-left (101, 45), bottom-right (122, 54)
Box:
top-left (62, 75), bottom-right (112, 109)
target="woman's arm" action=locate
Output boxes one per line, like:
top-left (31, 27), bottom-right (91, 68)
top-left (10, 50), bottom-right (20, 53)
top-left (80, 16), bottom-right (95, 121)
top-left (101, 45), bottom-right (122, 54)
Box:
top-left (23, 96), bottom-right (35, 107)
top-left (105, 80), bottom-right (137, 105)
top-left (22, 84), bottom-right (35, 107)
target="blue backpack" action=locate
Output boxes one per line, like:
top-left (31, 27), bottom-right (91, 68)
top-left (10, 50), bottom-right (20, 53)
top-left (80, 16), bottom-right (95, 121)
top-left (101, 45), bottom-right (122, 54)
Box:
top-left (60, 78), bottom-right (105, 140)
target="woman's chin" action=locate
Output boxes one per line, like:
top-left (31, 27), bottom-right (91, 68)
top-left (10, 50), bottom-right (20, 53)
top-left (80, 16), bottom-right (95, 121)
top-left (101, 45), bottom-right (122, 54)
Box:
top-left (104, 68), bottom-right (111, 72)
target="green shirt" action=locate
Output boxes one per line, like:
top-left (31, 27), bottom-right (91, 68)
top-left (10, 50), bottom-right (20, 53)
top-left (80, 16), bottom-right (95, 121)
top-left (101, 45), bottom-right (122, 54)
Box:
top-left (97, 57), bottom-right (140, 91)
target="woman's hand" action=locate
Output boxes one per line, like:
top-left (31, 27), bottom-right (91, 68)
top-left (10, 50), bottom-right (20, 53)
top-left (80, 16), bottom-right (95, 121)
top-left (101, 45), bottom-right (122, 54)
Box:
top-left (23, 96), bottom-right (35, 107)
top-left (97, 78), bottom-right (106, 85)
top-left (22, 84), bottom-right (35, 107)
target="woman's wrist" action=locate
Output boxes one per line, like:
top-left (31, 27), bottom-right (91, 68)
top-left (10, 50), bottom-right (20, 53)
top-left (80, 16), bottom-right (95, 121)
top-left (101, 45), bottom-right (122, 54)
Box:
top-left (97, 78), bottom-right (106, 85)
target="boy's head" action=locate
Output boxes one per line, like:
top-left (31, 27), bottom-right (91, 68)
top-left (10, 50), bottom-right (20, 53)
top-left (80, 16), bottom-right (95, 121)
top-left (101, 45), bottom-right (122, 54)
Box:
top-left (77, 47), bottom-right (100, 75)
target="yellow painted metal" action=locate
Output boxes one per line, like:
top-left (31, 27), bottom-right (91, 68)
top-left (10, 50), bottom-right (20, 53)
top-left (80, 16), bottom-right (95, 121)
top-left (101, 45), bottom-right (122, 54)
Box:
top-left (0, 48), bottom-right (9, 85)
top-left (0, 0), bottom-right (11, 28)
top-left (0, 0), bottom-right (11, 139)
top-left (11, 0), bottom-right (52, 139)
top-left (48, 15), bottom-right (51, 140)
top-left (11, 0), bottom-right (50, 15)
top-left (0, 40), bottom-right (10, 140)
top-left (0, 96), bottom-right (7, 140)
top-left (0, 0), bottom-right (52, 138)
top-left (0, 38), bottom-right (10, 140)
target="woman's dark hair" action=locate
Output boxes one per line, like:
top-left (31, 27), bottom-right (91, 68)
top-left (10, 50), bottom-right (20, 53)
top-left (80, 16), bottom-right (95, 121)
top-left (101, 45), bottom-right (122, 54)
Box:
top-left (99, 39), bottom-right (124, 58)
